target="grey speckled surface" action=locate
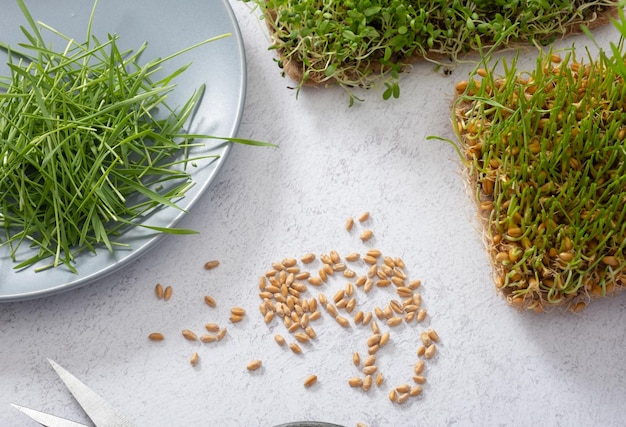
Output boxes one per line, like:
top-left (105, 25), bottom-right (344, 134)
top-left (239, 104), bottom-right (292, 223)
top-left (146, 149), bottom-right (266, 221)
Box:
top-left (2, 2), bottom-right (626, 427)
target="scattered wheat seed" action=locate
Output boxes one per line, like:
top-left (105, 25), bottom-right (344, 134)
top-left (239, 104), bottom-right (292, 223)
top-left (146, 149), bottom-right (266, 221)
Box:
top-left (404, 304), bottom-right (419, 314)
top-left (216, 328), bottom-right (227, 341)
top-left (148, 332), bottom-right (164, 341)
top-left (346, 252), bottom-right (360, 262)
top-left (379, 332), bottom-right (390, 347)
top-left (397, 392), bottom-right (409, 404)
top-left (182, 330), bottom-right (198, 341)
top-left (318, 293), bottom-right (328, 305)
top-left (264, 311), bottom-right (275, 323)
top-left (204, 295), bottom-right (217, 308)
top-left (289, 342), bottom-right (303, 354)
top-left (360, 230), bottom-right (373, 242)
top-left (363, 365), bottom-right (377, 375)
top-left (305, 326), bottom-right (317, 339)
top-left (367, 265), bottom-right (377, 278)
top-left (326, 303), bottom-right (338, 317)
top-left (427, 328), bottom-right (440, 342)
top-left (301, 253), bottom-right (316, 264)
top-left (388, 389), bottom-right (398, 402)
top-left (417, 345), bottom-right (426, 357)
top-left (154, 283), bottom-right (164, 299)
top-left (354, 310), bottom-right (364, 324)
top-left (353, 351), bottom-right (361, 367)
top-left (310, 310), bottom-right (322, 321)
top-left (344, 269), bottom-right (356, 278)
top-left (308, 277), bottom-right (323, 286)
top-left (355, 276), bottom-right (367, 287)
top-left (363, 255), bottom-right (377, 265)
top-left (336, 315), bottom-right (350, 327)
top-left (417, 308), bottom-right (427, 322)
top-left (330, 250), bottom-right (341, 264)
top-left (368, 344), bottom-right (379, 355)
top-left (247, 359), bottom-right (262, 371)
top-left (366, 249), bottom-right (381, 258)
top-left (282, 257), bottom-right (298, 268)
top-left (424, 344), bottom-right (437, 359)
top-left (300, 313), bottom-right (310, 328)
top-left (396, 384), bottom-right (411, 393)
top-left (408, 279), bottom-right (421, 289)
top-left (304, 374), bottom-right (318, 388)
top-left (333, 290), bottom-right (345, 304)
top-left (358, 211), bottom-right (370, 222)
top-left (396, 287), bottom-right (413, 298)
top-left (346, 217), bottom-right (355, 231)
top-left (414, 360), bottom-right (425, 375)
top-left (382, 306), bottom-right (393, 319)
top-left (200, 334), bottom-right (217, 343)
top-left (393, 267), bottom-right (407, 279)
top-left (370, 320), bottom-right (380, 335)
top-left (349, 377), bottom-right (364, 387)
top-left (367, 334), bottom-right (381, 347)
top-left (163, 286), bottom-right (173, 301)
top-left (362, 312), bottom-right (373, 325)
top-left (389, 300), bottom-right (403, 314)
top-left (391, 277), bottom-right (405, 287)
top-left (420, 331), bottom-right (433, 347)
top-left (333, 263), bottom-right (347, 272)
top-left (376, 279), bottom-right (391, 288)
top-left (294, 332), bottom-right (310, 343)
top-left (362, 374), bottom-right (373, 391)
top-left (295, 271), bottom-right (310, 281)
top-left (364, 354), bottom-right (376, 367)
top-left (412, 293), bottom-right (422, 306)
top-left (375, 372), bottom-right (384, 387)
top-left (230, 307), bottom-right (246, 317)
top-left (345, 298), bottom-right (357, 313)
top-left (189, 352), bottom-right (199, 366)
top-left (230, 314), bottom-right (244, 323)
top-left (413, 375), bottom-right (427, 384)
top-left (387, 317), bottom-right (402, 327)
top-left (275, 334), bottom-right (286, 346)
top-left (204, 260), bottom-right (220, 270)
top-left (410, 385), bottom-right (423, 397)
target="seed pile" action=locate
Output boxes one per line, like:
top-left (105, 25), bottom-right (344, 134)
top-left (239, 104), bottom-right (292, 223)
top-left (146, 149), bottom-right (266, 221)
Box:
top-left (452, 35), bottom-right (626, 311)
top-left (245, 0), bottom-right (618, 103)
top-left (257, 213), bottom-right (440, 403)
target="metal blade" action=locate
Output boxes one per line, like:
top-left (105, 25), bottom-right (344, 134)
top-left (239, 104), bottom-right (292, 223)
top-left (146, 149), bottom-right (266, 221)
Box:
top-left (10, 403), bottom-right (90, 427)
top-left (48, 359), bottom-right (135, 427)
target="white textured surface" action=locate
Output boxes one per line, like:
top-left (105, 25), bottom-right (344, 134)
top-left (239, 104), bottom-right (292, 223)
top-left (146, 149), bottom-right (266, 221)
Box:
top-left (2, 2), bottom-right (626, 427)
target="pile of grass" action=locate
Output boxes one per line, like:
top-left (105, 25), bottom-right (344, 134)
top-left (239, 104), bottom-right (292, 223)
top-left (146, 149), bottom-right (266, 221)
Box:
top-left (452, 14), bottom-right (626, 312)
top-left (247, 0), bottom-right (619, 103)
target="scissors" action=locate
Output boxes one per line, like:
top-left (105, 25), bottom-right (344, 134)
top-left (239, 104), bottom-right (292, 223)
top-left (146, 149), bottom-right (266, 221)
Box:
top-left (11, 358), bottom-right (135, 427)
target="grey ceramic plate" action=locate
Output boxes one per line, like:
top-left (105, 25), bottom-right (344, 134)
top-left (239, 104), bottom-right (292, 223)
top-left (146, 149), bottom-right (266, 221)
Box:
top-left (0, 0), bottom-right (246, 301)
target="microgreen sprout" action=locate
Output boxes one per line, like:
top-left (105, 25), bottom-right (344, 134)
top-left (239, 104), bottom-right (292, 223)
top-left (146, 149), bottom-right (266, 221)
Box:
top-left (451, 10), bottom-right (626, 312)
top-left (245, 0), bottom-right (619, 103)
top-left (0, 0), bottom-right (269, 273)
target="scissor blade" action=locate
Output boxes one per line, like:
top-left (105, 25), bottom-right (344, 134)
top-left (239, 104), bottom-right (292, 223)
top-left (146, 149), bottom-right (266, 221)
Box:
top-left (48, 359), bottom-right (135, 427)
top-left (10, 403), bottom-right (90, 427)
